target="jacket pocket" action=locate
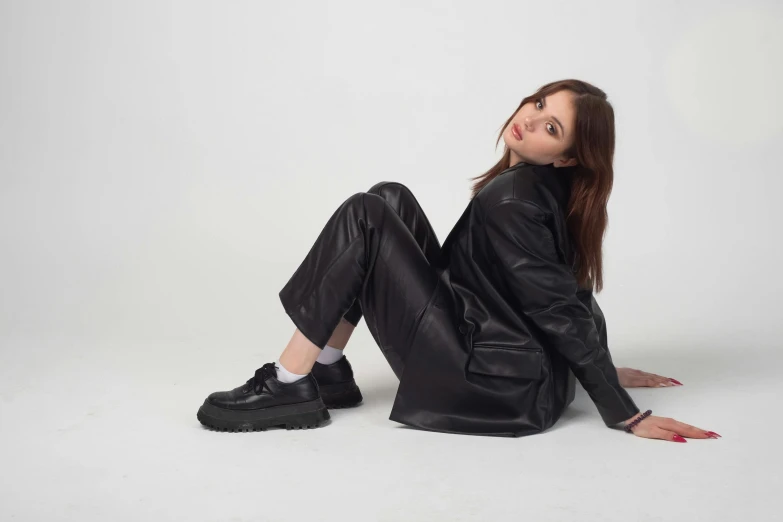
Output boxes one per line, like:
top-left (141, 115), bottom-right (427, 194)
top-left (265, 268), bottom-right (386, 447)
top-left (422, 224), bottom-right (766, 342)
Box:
top-left (466, 344), bottom-right (544, 380)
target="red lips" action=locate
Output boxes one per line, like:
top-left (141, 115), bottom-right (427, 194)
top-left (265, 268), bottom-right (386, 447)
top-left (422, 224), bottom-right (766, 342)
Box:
top-left (512, 123), bottom-right (523, 140)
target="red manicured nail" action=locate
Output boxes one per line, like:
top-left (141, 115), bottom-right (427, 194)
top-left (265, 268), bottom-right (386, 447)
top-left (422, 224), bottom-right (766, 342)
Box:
top-left (669, 378), bottom-right (683, 385)
top-left (706, 431), bottom-right (721, 438)
top-left (672, 435), bottom-right (687, 443)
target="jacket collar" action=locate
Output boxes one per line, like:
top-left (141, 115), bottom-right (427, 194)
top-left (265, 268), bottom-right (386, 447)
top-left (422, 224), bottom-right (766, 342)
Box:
top-left (441, 162), bottom-right (574, 261)
top-left (509, 161), bottom-right (576, 209)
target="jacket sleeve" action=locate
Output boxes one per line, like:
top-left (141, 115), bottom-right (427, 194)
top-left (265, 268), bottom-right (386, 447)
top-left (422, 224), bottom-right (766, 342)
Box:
top-left (485, 199), bottom-right (640, 427)
top-left (576, 289), bottom-right (612, 362)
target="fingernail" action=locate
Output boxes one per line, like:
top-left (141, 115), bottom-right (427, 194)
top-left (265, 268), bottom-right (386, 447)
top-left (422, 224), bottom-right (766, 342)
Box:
top-left (706, 431), bottom-right (721, 438)
top-left (669, 379), bottom-right (683, 385)
top-left (672, 435), bottom-right (687, 443)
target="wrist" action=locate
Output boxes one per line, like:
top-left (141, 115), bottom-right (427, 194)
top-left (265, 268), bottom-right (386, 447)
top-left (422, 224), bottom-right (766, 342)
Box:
top-left (623, 411), bottom-right (644, 426)
top-left (610, 412), bottom-right (641, 430)
top-left (622, 409), bottom-right (652, 433)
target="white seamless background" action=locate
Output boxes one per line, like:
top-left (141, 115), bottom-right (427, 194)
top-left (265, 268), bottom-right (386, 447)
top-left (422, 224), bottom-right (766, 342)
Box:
top-left (1, 1), bottom-right (781, 521)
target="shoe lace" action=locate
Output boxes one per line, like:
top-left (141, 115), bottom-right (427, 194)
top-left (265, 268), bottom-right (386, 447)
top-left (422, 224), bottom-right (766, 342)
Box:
top-left (245, 362), bottom-right (277, 394)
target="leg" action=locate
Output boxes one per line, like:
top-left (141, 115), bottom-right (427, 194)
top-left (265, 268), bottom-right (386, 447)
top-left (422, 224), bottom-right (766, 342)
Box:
top-left (341, 181), bottom-right (442, 330)
top-left (283, 182), bottom-right (442, 373)
top-left (279, 191), bottom-right (441, 378)
top-left (197, 189), bottom-right (441, 431)
top-left (325, 318), bottom-right (356, 349)
top-left (288, 182), bottom-right (442, 408)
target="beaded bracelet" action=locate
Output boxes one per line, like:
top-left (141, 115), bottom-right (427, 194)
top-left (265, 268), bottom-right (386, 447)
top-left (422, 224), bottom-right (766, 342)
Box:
top-left (624, 409), bottom-right (652, 433)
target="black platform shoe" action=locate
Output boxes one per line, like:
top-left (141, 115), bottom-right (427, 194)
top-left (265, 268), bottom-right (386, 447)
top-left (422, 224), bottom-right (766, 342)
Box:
top-left (197, 362), bottom-right (330, 432)
top-left (311, 356), bottom-right (363, 408)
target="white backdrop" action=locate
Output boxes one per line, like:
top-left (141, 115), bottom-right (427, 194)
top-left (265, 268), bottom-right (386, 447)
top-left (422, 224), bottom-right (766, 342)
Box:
top-left (3, 0), bottom-right (781, 346)
top-left (1, 1), bottom-right (781, 521)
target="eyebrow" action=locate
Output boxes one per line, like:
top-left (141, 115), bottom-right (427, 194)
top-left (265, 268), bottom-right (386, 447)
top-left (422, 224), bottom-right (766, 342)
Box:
top-left (543, 96), bottom-right (566, 139)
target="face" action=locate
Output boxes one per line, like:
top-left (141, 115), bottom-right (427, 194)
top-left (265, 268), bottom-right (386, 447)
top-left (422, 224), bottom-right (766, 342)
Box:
top-left (502, 89), bottom-right (578, 168)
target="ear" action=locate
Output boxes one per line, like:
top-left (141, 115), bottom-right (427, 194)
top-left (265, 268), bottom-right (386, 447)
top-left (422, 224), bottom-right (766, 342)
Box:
top-left (554, 157), bottom-right (578, 168)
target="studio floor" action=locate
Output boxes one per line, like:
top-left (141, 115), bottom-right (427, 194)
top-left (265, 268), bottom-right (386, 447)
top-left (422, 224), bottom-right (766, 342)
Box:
top-left (0, 333), bottom-right (776, 521)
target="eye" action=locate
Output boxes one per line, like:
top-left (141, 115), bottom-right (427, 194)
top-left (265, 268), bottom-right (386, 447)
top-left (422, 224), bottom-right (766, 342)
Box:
top-left (535, 99), bottom-right (557, 136)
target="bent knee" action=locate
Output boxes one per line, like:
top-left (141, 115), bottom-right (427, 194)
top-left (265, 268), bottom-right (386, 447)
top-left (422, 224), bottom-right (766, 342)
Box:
top-left (366, 181), bottom-right (413, 201)
top-left (345, 191), bottom-right (386, 211)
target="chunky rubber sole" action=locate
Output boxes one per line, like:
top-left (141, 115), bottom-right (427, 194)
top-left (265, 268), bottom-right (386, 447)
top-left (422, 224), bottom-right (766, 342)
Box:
top-left (318, 380), bottom-right (363, 409)
top-left (197, 398), bottom-right (330, 432)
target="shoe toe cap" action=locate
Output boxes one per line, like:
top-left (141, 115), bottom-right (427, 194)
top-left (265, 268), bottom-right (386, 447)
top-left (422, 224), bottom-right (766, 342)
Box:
top-left (206, 390), bottom-right (233, 408)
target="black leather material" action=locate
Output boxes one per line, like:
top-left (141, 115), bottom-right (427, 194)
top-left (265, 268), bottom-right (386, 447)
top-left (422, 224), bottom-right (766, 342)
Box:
top-left (467, 345), bottom-right (544, 380)
top-left (279, 163), bottom-right (638, 437)
top-left (311, 356), bottom-right (355, 385)
top-left (279, 183), bottom-right (444, 380)
top-left (206, 362), bottom-right (321, 411)
top-left (339, 182), bottom-right (444, 329)
top-left (311, 356), bottom-right (363, 408)
top-left (389, 162), bottom-right (639, 435)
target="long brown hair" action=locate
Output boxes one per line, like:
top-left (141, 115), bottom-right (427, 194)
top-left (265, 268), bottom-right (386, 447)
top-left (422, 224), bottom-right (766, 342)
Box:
top-left (470, 79), bottom-right (615, 293)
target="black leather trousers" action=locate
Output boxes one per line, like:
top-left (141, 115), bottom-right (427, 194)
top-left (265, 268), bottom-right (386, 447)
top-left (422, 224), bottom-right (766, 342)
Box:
top-left (278, 182), bottom-right (444, 378)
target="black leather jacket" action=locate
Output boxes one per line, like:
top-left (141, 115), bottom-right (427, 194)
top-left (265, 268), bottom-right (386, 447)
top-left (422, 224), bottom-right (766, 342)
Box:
top-left (389, 161), bottom-right (640, 436)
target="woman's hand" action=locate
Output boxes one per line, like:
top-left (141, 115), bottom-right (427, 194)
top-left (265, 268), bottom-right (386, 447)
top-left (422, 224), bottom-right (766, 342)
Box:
top-left (623, 412), bottom-right (721, 442)
top-left (617, 367), bottom-right (682, 388)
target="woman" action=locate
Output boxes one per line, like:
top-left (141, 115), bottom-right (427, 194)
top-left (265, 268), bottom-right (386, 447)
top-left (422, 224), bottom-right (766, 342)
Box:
top-left (197, 79), bottom-right (721, 442)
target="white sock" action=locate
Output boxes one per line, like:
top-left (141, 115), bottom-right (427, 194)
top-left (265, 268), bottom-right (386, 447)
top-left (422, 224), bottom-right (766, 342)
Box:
top-left (316, 344), bottom-right (345, 365)
top-left (274, 359), bottom-right (308, 384)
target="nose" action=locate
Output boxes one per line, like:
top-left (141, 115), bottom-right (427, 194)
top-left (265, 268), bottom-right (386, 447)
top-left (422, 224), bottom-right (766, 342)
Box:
top-left (524, 116), bottom-right (534, 131)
